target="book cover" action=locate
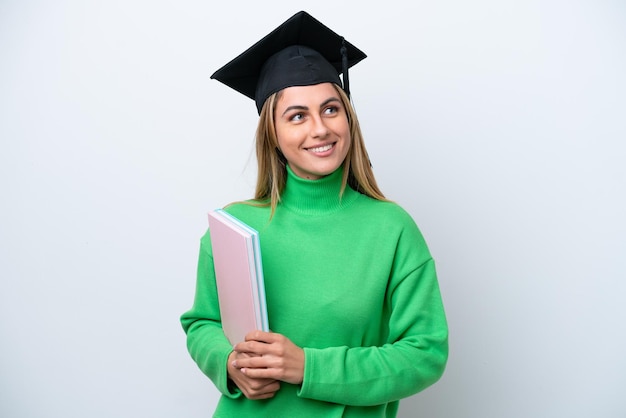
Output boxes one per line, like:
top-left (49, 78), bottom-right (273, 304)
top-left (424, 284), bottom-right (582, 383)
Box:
top-left (208, 209), bottom-right (268, 345)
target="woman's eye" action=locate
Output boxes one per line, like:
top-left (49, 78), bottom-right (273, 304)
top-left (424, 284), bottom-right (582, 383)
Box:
top-left (324, 106), bottom-right (338, 115)
top-left (290, 113), bottom-right (304, 122)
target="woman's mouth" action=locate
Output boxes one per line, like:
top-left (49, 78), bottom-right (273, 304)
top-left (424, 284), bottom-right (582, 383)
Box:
top-left (306, 143), bottom-right (335, 154)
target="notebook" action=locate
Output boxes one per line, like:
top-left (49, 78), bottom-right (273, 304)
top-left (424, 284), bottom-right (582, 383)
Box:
top-left (207, 209), bottom-right (268, 345)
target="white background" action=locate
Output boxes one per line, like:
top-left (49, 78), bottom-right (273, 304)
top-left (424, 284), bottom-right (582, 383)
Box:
top-left (1, 1), bottom-right (624, 417)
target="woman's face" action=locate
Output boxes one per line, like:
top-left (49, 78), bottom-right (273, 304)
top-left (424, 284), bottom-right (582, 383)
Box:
top-left (274, 83), bottom-right (351, 180)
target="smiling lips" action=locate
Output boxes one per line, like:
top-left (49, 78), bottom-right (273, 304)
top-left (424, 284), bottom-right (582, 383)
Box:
top-left (306, 142), bottom-right (335, 154)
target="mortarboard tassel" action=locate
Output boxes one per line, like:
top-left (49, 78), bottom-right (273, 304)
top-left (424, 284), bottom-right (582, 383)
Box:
top-left (341, 38), bottom-right (350, 98)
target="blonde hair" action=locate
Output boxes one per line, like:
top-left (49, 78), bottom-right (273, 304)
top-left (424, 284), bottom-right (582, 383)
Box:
top-left (253, 84), bottom-right (386, 214)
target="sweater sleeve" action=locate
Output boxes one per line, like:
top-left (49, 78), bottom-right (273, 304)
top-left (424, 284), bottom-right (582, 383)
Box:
top-left (297, 221), bottom-right (449, 406)
top-left (180, 231), bottom-right (242, 399)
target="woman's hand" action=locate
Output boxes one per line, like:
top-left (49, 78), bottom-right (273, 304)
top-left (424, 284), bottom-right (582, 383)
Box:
top-left (227, 351), bottom-right (281, 400)
top-left (231, 331), bottom-right (305, 385)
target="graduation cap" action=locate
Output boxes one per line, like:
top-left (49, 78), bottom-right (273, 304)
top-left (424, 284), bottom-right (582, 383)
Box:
top-left (211, 11), bottom-right (367, 114)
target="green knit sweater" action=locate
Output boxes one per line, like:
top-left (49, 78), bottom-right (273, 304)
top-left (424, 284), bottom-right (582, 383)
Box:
top-left (180, 166), bottom-right (448, 417)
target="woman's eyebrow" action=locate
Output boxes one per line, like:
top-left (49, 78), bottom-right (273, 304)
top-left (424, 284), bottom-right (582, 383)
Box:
top-left (281, 105), bottom-right (308, 117)
top-left (320, 97), bottom-right (341, 108)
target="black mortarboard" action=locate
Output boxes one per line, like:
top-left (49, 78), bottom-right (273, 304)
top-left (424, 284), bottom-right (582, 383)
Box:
top-left (211, 11), bottom-right (367, 113)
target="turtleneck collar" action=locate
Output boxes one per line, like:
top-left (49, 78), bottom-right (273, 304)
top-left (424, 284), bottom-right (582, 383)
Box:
top-left (280, 164), bottom-right (360, 215)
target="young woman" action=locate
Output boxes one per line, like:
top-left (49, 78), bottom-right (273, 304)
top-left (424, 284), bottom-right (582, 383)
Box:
top-left (181, 11), bottom-right (448, 417)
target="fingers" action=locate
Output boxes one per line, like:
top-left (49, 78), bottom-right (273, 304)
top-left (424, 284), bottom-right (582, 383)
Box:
top-left (244, 330), bottom-right (278, 343)
top-left (227, 351), bottom-right (280, 400)
top-left (238, 377), bottom-right (281, 400)
top-left (233, 354), bottom-right (288, 377)
top-left (234, 331), bottom-right (288, 356)
top-left (231, 332), bottom-right (305, 385)
top-left (234, 340), bottom-right (281, 358)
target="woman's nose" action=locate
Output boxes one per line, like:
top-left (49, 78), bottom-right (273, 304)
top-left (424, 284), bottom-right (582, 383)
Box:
top-left (310, 115), bottom-right (329, 138)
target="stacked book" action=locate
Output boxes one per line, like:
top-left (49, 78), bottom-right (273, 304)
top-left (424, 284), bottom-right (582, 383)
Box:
top-left (208, 209), bottom-right (269, 345)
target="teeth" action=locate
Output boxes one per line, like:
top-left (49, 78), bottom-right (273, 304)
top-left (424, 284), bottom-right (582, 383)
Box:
top-left (309, 144), bottom-right (333, 153)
